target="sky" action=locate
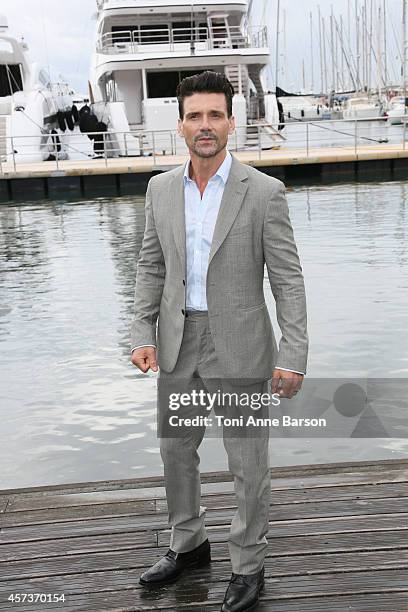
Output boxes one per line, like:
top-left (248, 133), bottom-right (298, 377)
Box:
top-left (1, 0), bottom-right (405, 94)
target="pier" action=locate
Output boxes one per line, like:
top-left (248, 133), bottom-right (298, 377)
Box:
top-left (1, 458), bottom-right (407, 610)
top-left (1, 143), bottom-right (408, 203)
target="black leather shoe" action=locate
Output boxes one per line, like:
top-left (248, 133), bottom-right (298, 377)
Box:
top-left (139, 538), bottom-right (211, 586)
top-left (221, 566), bottom-right (265, 612)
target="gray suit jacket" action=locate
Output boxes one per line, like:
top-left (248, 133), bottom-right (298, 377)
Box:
top-left (131, 154), bottom-right (308, 378)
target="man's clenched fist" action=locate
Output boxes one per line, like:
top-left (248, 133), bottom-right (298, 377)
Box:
top-left (131, 347), bottom-right (158, 373)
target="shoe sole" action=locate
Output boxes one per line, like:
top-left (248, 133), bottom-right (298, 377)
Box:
top-left (139, 553), bottom-right (212, 587)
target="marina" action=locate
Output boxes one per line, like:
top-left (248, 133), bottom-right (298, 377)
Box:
top-left (0, 458), bottom-right (407, 610)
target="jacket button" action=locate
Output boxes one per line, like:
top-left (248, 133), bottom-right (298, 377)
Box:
top-left (181, 309), bottom-right (185, 315)
top-left (182, 280), bottom-right (185, 285)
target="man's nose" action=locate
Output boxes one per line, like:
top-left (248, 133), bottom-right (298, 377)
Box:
top-left (199, 116), bottom-right (211, 130)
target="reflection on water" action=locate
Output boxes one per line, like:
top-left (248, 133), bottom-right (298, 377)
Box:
top-left (0, 181), bottom-right (407, 489)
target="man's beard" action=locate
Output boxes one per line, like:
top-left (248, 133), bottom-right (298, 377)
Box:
top-left (191, 135), bottom-right (225, 158)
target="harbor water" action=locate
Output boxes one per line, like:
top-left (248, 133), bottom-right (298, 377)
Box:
top-left (0, 178), bottom-right (407, 489)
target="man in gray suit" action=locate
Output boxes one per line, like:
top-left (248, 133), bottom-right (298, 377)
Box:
top-left (131, 71), bottom-right (308, 612)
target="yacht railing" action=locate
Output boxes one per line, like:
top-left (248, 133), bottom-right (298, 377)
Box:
top-left (97, 25), bottom-right (268, 54)
top-left (1, 116), bottom-right (406, 176)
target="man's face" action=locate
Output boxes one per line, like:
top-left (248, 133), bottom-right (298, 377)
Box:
top-left (178, 92), bottom-right (235, 158)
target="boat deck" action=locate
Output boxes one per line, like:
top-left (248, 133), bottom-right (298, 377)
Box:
top-left (1, 458), bottom-right (408, 611)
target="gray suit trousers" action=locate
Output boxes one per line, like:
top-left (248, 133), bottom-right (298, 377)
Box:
top-left (158, 310), bottom-right (270, 575)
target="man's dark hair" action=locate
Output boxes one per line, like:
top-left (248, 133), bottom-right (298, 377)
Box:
top-left (176, 71), bottom-right (235, 119)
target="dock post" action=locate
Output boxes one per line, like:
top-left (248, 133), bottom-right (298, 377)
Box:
top-left (103, 133), bottom-right (107, 167)
top-left (354, 119), bottom-right (358, 155)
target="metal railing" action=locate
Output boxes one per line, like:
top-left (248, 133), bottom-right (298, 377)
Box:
top-left (97, 25), bottom-right (267, 54)
top-left (0, 116), bottom-right (406, 176)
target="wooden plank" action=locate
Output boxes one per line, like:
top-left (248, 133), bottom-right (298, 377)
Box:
top-left (2, 468), bottom-right (408, 517)
top-left (1, 526), bottom-right (406, 566)
top-left (164, 593), bottom-right (408, 612)
top-left (0, 499), bottom-right (157, 528)
top-left (0, 531), bottom-right (158, 563)
top-left (5, 480), bottom-right (408, 514)
top-left (3, 483), bottom-right (232, 512)
top-left (0, 526), bottom-right (408, 572)
top-left (2, 496), bottom-right (408, 536)
top-left (1, 543), bottom-right (407, 582)
top-left (3, 483), bottom-right (408, 527)
top-left (2, 509), bottom-right (408, 548)
top-left (0, 568), bottom-right (407, 607)
top-left (159, 514), bottom-right (408, 545)
top-left (1, 458), bottom-right (407, 498)
top-left (2, 589), bottom-right (407, 612)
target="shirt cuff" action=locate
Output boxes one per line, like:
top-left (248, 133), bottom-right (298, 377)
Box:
top-left (131, 344), bottom-right (156, 354)
top-left (275, 366), bottom-right (305, 376)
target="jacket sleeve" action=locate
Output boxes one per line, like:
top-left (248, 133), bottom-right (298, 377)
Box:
top-left (263, 181), bottom-right (308, 374)
top-left (130, 179), bottom-right (165, 349)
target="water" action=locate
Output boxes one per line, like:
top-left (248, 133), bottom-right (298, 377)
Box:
top-left (0, 180), bottom-right (407, 489)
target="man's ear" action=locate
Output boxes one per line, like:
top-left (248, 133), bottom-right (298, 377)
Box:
top-left (177, 118), bottom-right (183, 137)
top-left (229, 115), bottom-right (236, 135)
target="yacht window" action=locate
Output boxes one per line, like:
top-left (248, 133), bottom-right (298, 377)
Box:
top-left (139, 24), bottom-right (169, 44)
top-left (111, 25), bottom-right (139, 44)
top-left (147, 70), bottom-right (205, 98)
top-left (171, 21), bottom-right (207, 41)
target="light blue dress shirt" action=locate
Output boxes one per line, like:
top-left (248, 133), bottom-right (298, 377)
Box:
top-left (184, 150), bottom-right (232, 310)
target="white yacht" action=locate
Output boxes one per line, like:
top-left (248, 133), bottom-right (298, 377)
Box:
top-left (89, 0), bottom-right (283, 156)
top-left (0, 14), bottom-right (93, 164)
top-left (342, 95), bottom-right (382, 121)
top-left (385, 95), bottom-right (407, 125)
top-left (278, 96), bottom-right (326, 121)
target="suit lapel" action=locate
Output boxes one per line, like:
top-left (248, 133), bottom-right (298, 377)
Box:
top-left (208, 155), bottom-right (249, 265)
top-left (169, 166), bottom-right (187, 269)
top-left (169, 154), bottom-right (249, 270)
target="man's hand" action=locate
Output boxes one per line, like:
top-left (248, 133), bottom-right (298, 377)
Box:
top-left (271, 369), bottom-right (303, 399)
top-left (131, 347), bottom-right (158, 373)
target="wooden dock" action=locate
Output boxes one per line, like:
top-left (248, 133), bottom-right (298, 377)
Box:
top-left (1, 458), bottom-right (407, 611)
top-left (1, 144), bottom-right (408, 203)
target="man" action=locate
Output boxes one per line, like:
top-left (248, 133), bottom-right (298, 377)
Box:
top-left (131, 71), bottom-right (308, 612)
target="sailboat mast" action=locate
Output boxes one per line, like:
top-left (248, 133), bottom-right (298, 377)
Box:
top-left (368, 0), bottom-right (373, 95)
top-left (330, 8), bottom-right (335, 91)
top-left (377, 5), bottom-right (382, 99)
top-left (274, 0), bottom-right (280, 93)
top-left (310, 12), bottom-right (314, 92)
top-left (318, 5), bottom-right (324, 93)
top-left (355, 0), bottom-right (360, 91)
top-left (383, 0), bottom-right (388, 91)
top-left (322, 16), bottom-right (328, 94)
